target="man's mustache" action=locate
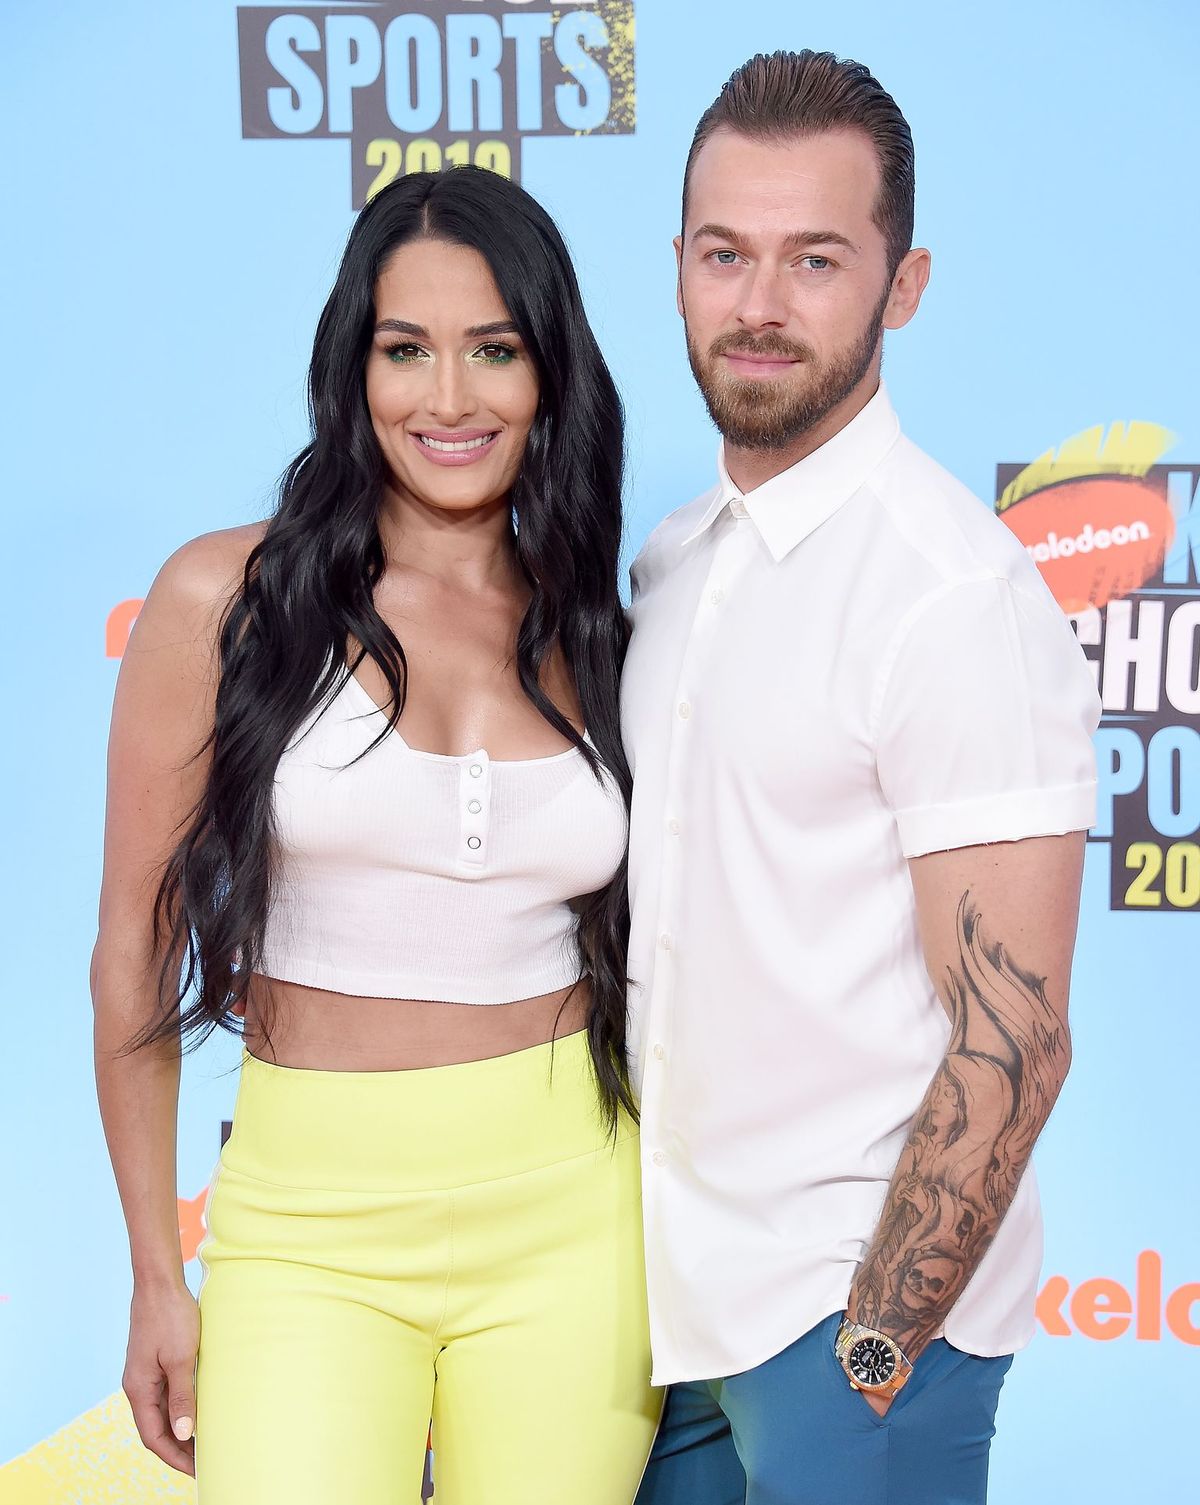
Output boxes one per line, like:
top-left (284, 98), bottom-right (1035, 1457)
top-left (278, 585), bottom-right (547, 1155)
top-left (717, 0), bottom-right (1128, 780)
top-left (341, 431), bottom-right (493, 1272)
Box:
top-left (708, 331), bottom-right (816, 364)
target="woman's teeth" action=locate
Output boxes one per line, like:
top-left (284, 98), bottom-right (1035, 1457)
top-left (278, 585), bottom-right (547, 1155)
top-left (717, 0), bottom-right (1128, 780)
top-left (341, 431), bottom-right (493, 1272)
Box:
top-left (418, 434), bottom-right (495, 452)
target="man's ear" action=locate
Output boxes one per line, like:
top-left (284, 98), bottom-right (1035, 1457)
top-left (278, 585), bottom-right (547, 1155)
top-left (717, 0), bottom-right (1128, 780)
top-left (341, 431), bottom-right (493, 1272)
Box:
top-left (674, 235), bottom-right (685, 319)
top-left (883, 247), bottom-right (932, 331)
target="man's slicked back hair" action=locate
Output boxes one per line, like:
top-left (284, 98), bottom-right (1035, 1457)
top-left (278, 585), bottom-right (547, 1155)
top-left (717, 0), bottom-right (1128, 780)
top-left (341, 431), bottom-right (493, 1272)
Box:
top-left (682, 50), bottom-right (915, 278)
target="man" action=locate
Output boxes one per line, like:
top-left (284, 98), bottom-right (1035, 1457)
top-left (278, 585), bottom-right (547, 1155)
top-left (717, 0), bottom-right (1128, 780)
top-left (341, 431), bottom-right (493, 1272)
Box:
top-left (622, 50), bottom-right (1101, 1505)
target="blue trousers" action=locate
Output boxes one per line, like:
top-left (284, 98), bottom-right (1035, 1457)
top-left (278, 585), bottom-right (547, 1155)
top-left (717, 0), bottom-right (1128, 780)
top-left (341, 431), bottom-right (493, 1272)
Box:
top-left (635, 1313), bottom-right (1013, 1505)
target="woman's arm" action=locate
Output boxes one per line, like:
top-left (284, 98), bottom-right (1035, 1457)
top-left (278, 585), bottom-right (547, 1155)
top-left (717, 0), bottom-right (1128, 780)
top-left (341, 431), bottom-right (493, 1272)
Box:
top-left (92, 525), bottom-right (259, 1474)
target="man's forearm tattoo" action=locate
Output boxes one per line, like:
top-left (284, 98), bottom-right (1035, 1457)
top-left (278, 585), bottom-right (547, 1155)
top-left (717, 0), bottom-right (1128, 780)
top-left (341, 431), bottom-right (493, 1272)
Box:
top-left (851, 892), bottom-right (1069, 1354)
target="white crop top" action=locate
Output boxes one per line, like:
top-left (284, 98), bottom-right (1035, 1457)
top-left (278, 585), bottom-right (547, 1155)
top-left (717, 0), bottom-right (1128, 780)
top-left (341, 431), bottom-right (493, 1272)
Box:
top-left (259, 670), bottom-right (628, 1004)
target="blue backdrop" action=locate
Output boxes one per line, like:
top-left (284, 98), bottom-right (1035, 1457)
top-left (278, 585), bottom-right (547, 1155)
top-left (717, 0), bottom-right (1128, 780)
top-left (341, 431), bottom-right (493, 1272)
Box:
top-left (2, 2), bottom-right (1196, 1499)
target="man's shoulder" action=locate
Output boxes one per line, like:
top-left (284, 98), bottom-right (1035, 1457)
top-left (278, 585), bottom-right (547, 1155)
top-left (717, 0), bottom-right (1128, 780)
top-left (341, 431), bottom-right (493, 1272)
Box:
top-left (868, 433), bottom-right (1040, 594)
top-left (629, 485), bottom-right (720, 587)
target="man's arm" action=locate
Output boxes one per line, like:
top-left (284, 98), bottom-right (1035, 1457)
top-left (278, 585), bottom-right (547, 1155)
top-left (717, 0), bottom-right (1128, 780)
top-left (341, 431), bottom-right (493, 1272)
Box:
top-left (846, 831), bottom-right (1085, 1396)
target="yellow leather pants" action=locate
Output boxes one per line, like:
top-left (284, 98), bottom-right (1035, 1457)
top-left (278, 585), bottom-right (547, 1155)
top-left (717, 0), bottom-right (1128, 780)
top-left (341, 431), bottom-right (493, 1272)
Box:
top-left (195, 1030), bottom-right (661, 1503)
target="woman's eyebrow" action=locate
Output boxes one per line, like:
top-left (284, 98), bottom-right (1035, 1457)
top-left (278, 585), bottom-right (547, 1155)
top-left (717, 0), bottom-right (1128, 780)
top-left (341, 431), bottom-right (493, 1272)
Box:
top-left (373, 318), bottom-right (520, 338)
top-left (375, 318), bottom-right (426, 336)
top-left (465, 319), bottom-right (519, 338)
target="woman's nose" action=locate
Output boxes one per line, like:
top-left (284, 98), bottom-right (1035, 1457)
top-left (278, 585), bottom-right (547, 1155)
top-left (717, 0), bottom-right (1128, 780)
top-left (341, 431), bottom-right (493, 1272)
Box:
top-left (426, 357), bottom-right (477, 425)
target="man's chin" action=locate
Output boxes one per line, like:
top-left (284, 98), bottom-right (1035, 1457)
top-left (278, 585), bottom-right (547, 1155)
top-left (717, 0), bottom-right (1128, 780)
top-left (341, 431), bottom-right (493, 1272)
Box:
top-left (704, 394), bottom-right (816, 453)
top-left (714, 422), bottom-right (809, 454)
top-left (697, 370), bottom-right (819, 445)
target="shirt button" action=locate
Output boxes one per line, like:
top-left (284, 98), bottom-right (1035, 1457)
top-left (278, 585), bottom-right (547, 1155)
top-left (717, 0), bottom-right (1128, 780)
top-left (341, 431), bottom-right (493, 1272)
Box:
top-left (468, 764), bottom-right (483, 778)
top-left (659, 932), bottom-right (673, 951)
top-left (710, 587), bottom-right (725, 605)
top-left (652, 1150), bottom-right (667, 1167)
top-left (667, 818), bottom-right (681, 836)
top-left (466, 836), bottom-right (482, 850)
top-left (652, 1043), bottom-right (665, 1061)
top-left (677, 701), bottom-right (691, 720)
top-left (467, 799), bottom-right (482, 814)
top-left (730, 499), bottom-right (747, 519)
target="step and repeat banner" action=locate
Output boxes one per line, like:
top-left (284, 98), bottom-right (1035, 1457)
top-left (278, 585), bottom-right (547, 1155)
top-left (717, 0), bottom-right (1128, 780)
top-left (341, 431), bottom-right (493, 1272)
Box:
top-left (2, 2), bottom-right (1195, 1501)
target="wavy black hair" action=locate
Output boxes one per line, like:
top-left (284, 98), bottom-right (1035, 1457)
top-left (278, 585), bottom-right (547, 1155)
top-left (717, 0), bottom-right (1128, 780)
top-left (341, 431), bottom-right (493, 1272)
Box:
top-left (137, 167), bottom-right (636, 1125)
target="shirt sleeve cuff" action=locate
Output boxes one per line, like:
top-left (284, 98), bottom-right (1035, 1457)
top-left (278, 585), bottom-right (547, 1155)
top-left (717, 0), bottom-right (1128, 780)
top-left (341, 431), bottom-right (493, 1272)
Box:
top-left (893, 782), bottom-right (1098, 858)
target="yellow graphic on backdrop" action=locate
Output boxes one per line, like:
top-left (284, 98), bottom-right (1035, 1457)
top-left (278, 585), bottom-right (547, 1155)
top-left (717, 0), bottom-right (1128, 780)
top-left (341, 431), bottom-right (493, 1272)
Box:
top-left (996, 421), bottom-right (1176, 513)
top-left (0, 1392), bottom-right (193, 1503)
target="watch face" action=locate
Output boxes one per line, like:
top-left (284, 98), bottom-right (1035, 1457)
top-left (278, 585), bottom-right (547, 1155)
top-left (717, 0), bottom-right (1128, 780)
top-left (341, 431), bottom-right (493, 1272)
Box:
top-left (848, 1336), bottom-right (897, 1388)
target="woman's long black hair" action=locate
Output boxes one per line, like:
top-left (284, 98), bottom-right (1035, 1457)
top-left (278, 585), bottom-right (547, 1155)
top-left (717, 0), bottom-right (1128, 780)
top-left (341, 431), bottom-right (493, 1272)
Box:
top-left (137, 167), bottom-right (637, 1125)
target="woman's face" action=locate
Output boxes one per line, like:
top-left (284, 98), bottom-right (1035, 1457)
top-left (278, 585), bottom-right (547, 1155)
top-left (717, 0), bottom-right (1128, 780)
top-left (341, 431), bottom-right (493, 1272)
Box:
top-left (365, 237), bottom-right (540, 516)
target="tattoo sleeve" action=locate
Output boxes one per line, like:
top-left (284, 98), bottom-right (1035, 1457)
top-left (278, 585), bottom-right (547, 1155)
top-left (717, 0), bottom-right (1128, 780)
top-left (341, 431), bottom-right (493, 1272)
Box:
top-left (849, 891), bottom-right (1070, 1356)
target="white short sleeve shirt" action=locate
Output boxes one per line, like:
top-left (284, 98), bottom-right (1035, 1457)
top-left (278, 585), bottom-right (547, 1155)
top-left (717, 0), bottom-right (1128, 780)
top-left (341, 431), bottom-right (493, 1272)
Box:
top-left (621, 384), bottom-right (1101, 1385)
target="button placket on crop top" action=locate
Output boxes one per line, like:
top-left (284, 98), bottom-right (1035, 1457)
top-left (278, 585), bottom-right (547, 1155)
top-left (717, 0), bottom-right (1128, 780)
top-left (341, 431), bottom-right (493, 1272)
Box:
top-left (460, 752), bottom-right (491, 867)
top-left (259, 667), bottom-right (629, 1003)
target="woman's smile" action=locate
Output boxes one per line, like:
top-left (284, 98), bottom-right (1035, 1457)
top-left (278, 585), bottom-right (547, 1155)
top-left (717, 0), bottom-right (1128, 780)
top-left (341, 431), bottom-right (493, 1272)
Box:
top-left (410, 427), bottom-right (502, 465)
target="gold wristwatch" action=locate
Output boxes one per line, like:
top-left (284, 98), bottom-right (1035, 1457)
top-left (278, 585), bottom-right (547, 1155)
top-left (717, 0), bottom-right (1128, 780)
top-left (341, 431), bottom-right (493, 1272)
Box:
top-left (834, 1317), bottom-right (914, 1399)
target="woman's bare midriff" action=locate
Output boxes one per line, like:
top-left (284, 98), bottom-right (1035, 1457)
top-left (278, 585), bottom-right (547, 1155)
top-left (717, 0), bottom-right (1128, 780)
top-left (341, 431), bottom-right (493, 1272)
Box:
top-left (242, 973), bottom-right (590, 1071)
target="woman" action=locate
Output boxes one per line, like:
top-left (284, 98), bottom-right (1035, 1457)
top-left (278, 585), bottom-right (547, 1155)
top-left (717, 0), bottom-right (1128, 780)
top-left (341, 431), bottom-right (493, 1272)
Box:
top-left (93, 166), bottom-right (660, 1504)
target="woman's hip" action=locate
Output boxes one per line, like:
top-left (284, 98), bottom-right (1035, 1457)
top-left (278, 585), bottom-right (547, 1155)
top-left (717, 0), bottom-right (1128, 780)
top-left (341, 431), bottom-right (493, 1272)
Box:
top-left (199, 1028), bottom-right (641, 1285)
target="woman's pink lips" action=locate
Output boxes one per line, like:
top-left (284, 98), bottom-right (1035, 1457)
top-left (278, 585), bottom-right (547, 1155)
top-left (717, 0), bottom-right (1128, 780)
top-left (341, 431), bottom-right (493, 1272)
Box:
top-left (408, 429), bottom-right (501, 467)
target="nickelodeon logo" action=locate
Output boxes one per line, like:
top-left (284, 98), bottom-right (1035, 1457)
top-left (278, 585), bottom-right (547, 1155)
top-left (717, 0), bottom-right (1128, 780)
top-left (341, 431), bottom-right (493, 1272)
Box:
top-left (997, 423), bottom-right (1178, 612)
top-left (1036, 1251), bottom-right (1198, 1344)
top-left (1024, 519), bottom-right (1151, 564)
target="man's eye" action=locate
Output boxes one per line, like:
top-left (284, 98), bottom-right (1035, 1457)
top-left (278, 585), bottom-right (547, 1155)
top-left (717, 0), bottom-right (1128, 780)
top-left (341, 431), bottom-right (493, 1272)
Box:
top-left (711, 250), bottom-right (741, 266)
top-left (801, 256), bottom-right (833, 271)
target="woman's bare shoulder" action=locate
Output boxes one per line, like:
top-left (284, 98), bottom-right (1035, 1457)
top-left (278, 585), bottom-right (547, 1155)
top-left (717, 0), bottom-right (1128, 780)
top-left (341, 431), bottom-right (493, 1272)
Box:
top-left (154, 522), bottom-right (268, 609)
top-left (130, 522), bottom-right (269, 661)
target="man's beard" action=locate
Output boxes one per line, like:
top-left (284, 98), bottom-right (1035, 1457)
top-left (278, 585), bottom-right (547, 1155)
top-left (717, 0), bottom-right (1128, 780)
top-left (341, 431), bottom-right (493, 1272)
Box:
top-left (685, 289), bottom-right (890, 453)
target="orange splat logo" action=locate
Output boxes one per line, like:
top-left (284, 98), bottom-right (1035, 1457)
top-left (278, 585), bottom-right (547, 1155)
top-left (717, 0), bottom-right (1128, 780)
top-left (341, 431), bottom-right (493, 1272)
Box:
top-left (995, 421), bottom-right (1178, 613)
top-left (105, 598), bottom-right (144, 658)
top-left (178, 1187), bottom-right (209, 1264)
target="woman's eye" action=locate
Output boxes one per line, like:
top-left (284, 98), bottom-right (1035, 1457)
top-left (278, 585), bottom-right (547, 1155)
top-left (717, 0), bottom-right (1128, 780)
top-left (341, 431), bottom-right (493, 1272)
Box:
top-left (472, 343), bottom-right (518, 365)
top-left (385, 343), bottom-right (427, 364)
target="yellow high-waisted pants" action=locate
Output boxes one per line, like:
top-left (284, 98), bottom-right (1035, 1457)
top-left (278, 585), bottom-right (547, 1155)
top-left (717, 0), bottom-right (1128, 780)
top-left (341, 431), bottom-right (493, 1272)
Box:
top-left (195, 1030), bottom-right (661, 1504)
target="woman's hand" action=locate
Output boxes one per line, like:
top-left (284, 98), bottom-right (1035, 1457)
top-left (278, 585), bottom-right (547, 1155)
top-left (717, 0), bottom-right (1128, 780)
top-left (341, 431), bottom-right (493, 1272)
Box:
top-left (123, 1279), bottom-right (201, 1476)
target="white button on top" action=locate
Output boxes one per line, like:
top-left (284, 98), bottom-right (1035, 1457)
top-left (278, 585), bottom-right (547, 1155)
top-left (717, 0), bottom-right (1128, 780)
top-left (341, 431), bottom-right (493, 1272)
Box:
top-left (667, 818), bottom-right (681, 836)
top-left (467, 799), bottom-right (482, 814)
top-left (677, 701), bottom-right (691, 720)
top-left (710, 587), bottom-right (725, 605)
top-left (729, 499), bottom-right (748, 520)
top-left (659, 932), bottom-right (673, 951)
top-left (468, 764), bottom-right (483, 778)
top-left (466, 835), bottom-right (481, 850)
top-left (652, 1150), bottom-right (668, 1167)
top-left (653, 1043), bottom-right (665, 1061)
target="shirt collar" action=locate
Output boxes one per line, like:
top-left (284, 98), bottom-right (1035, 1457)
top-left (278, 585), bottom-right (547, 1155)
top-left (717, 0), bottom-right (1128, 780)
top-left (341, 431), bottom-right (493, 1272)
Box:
top-left (680, 381), bottom-right (902, 562)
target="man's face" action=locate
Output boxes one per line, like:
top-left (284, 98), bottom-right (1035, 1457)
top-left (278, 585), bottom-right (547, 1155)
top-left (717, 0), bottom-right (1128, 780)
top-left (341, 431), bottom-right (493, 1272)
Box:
top-left (677, 128), bottom-right (908, 454)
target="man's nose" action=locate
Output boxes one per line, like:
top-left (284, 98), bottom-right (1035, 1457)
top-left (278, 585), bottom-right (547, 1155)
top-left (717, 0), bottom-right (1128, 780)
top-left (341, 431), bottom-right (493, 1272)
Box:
top-left (736, 264), bottom-right (789, 330)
